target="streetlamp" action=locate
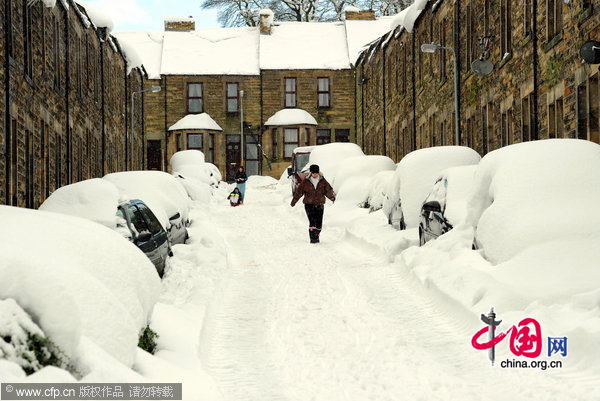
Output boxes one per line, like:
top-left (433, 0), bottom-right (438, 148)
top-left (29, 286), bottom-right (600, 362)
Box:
top-left (421, 43), bottom-right (460, 145)
top-left (131, 85), bottom-right (161, 170)
top-left (240, 89), bottom-right (244, 166)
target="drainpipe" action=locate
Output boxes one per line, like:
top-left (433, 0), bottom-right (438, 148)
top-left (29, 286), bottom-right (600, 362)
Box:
top-left (411, 34), bottom-right (417, 151)
top-left (4, 0), bottom-right (11, 205)
top-left (532, 0), bottom-right (539, 140)
top-left (163, 75), bottom-right (168, 171)
top-left (141, 72), bottom-right (145, 170)
top-left (382, 42), bottom-right (387, 157)
top-left (260, 72), bottom-right (264, 175)
top-left (100, 39), bottom-right (106, 174)
top-left (361, 63), bottom-right (365, 152)
top-left (125, 66), bottom-right (129, 170)
top-left (64, 6), bottom-right (71, 183)
top-left (455, 0), bottom-right (462, 145)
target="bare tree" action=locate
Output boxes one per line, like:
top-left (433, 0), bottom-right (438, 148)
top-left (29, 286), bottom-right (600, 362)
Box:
top-left (201, 0), bottom-right (410, 27)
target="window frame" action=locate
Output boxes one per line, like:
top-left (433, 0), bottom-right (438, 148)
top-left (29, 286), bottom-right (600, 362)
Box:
top-left (283, 128), bottom-right (299, 159)
top-left (226, 82), bottom-right (239, 113)
top-left (284, 77), bottom-right (297, 108)
top-left (187, 82), bottom-right (204, 114)
top-left (187, 133), bottom-right (204, 152)
top-left (317, 77), bottom-right (331, 108)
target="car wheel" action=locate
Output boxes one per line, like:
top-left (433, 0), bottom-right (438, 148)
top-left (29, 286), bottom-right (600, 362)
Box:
top-left (419, 227), bottom-right (425, 246)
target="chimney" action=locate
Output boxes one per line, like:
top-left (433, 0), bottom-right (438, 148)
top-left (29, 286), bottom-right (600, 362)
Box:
top-left (164, 16), bottom-right (195, 31)
top-left (344, 7), bottom-right (376, 21)
top-left (259, 9), bottom-right (274, 35)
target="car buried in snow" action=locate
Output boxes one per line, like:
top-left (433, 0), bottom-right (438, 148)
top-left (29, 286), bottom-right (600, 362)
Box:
top-left (287, 145), bottom-right (316, 195)
top-left (418, 165), bottom-right (477, 246)
top-left (39, 178), bottom-right (172, 277)
top-left (383, 146), bottom-right (481, 231)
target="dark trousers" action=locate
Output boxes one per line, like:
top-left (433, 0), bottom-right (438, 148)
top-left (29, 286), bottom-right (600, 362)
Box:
top-left (304, 204), bottom-right (324, 243)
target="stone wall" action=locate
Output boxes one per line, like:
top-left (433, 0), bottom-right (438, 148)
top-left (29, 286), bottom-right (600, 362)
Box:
top-left (357, 0), bottom-right (600, 162)
top-left (0, 0), bottom-right (144, 208)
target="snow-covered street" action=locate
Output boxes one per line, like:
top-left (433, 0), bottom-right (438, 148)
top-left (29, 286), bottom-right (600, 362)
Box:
top-left (161, 179), bottom-right (596, 401)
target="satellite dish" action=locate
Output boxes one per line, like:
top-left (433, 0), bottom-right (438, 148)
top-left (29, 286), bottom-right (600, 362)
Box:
top-left (471, 59), bottom-right (494, 77)
top-left (580, 40), bottom-right (600, 64)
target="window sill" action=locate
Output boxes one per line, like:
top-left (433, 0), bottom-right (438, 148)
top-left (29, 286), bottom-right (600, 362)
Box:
top-left (498, 52), bottom-right (512, 70)
top-left (522, 34), bottom-right (532, 47)
top-left (578, 7), bottom-right (593, 25)
top-left (543, 32), bottom-right (563, 53)
top-left (25, 74), bottom-right (35, 88)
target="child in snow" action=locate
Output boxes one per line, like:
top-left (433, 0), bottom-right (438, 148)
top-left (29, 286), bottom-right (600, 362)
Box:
top-left (228, 187), bottom-right (242, 207)
top-left (234, 166), bottom-right (248, 203)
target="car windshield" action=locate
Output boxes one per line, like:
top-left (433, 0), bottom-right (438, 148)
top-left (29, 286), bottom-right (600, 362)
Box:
top-left (127, 205), bottom-right (150, 237)
top-left (137, 203), bottom-right (164, 235)
top-left (295, 152), bottom-right (310, 171)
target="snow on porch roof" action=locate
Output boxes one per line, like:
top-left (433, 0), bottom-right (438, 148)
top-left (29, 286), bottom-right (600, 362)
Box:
top-left (264, 109), bottom-right (318, 126)
top-left (168, 113), bottom-right (223, 132)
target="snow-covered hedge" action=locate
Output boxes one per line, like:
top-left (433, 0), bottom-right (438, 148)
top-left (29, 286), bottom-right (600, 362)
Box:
top-left (0, 206), bottom-right (161, 370)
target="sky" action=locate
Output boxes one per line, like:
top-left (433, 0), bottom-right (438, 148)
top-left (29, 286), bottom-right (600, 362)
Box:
top-left (83, 0), bottom-right (221, 32)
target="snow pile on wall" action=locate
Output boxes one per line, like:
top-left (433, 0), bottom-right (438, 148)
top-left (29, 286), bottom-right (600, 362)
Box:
top-left (39, 178), bottom-right (123, 228)
top-left (264, 109), bottom-right (318, 126)
top-left (0, 206), bottom-right (161, 369)
top-left (388, 146), bottom-right (480, 228)
top-left (104, 171), bottom-right (191, 229)
top-left (168, 113), bottom-right (223, 132)
top-left (164, 16), bottom-right (195, 23)
top-left (333, 155), bottom-right (396, 206)
top-left (467, 139), bottom-right (600, 264)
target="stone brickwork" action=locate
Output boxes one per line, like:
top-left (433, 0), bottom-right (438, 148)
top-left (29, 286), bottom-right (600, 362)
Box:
top-left (357, 0), bottom-right (600, 162)
top-left (1, 0), bottom-right (145, 208)
top-left (261, 69), bottom-right (356, 178)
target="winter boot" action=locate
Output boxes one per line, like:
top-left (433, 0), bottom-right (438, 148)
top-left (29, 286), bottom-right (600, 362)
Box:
top-left (309, 226), bottom-right (318, 243)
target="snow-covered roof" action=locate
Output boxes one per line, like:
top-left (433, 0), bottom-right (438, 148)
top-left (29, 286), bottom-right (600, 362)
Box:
top-left (161, 27), bottom-right (260, 76)
top-left (75, 1), bottom-right (114, 34)
top-left (112, 31), bottom-right (164, 80)
top-left (390, 0), bottom-right (431, 33)
top-left (264, 109), bottom-right (318, 126)
top-left (169, 113), bottom-right (223, 132)
top-left (260, 22), bottom-right (350, 70)
top-left (345, 17), bottom-right (396, 65)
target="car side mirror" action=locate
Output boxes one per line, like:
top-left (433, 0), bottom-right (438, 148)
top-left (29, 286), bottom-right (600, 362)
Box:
top-left (422, 200), bottom-right (442, 212)
top-left (136, 232), bottom-right (152, 243)
top-left (287, 167), bottom-right (293, 176)
top-left (169, 212), bottom-right (181, 221)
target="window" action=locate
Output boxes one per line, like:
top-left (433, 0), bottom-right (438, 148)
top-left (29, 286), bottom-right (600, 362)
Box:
top-left (524, 0), bottom-right (532, 36)
top-left (500, 0), bottom-right (512, 56)
top-left (227, 83), bottom-right (239, 112)
top-left (283, 128), bottom-right (299, 159)
top-left (208, 134), bottom-right (215, 163)
top-left (484, 0), bottom-right (490, 36)
top-left (24, 2), bottom-right (33, 78)
top-left (317, 129), bottom-right (331, 145)
top-left (521, 94), bottom-right (535, 142)
top-left (76, 36), bottom-right (82, 96)
top-left (466, 3), bottom-right (474, 72)
top-left (335, 129), bottom-right (350, 143)
top-left (176, 134), bottom-right (182, 152)
top-left (577, 83), bottom-right (588, 140)
top-left (10, 120), bottom-right (17, 206)
top-left (272, 129), bottom-right (278, 158)
top-left (439, 19), bottom-right (446, 81)
top-left (187, 133), bottom-right (203, 151)
top-left (500, 111), bottom-right (511, 146)
top-left (285, 78), bottom-right (297, 108)
top-left (548, 99), bottom-right (563, 139)
top-left (187, 83), bottom-right (203, 113)
top-left (317, 78), bottom-right (330, 108)
top-left (547, 0), bottom-right (563, 41)
top-left (589, 75), bottom-right (600, 143)
top-left (53, 16), bottom-right (60, 90)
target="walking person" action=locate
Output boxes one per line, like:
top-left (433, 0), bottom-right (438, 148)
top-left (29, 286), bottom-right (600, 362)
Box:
top-left (234, 166), bottom-right (248, 204)
top-left (290, 164), bottom-right (336, 243)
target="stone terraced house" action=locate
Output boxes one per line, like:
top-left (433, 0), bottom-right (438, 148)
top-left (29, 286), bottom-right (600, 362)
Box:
top-left (1, 0), bottom-right (146, 208)
top-left (115, 10), bottom-right (393, 180)
top-left (356, 0), bottom-right (600, 160)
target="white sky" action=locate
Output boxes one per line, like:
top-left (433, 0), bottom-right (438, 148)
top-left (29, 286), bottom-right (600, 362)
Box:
top-left (83, 0), bottom-right (221, 31)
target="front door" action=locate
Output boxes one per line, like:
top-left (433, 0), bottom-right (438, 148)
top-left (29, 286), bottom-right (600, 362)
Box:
top-left (226, 135), bottom-right (241, 181)
top-left (147, 140), bottom-right (162, 170)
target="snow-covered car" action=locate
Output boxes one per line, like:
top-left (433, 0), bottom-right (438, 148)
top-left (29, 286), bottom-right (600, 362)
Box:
top-left (170, 150), bottom-right (221, 187)
top-left (419, 165), bottom-right (477, 245)
top-left (287, 145), bottom-right (316, 195)
top-left (39, 178), bottom-right (170, 277)
top-left (383, 146), bottom-right (481, 230)
top-left (104, 171), bottom-right (190, 246)
top-left (308, 142), bottom-right (365, 188)
top-left (467, 139), bottom-right (600, 264)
